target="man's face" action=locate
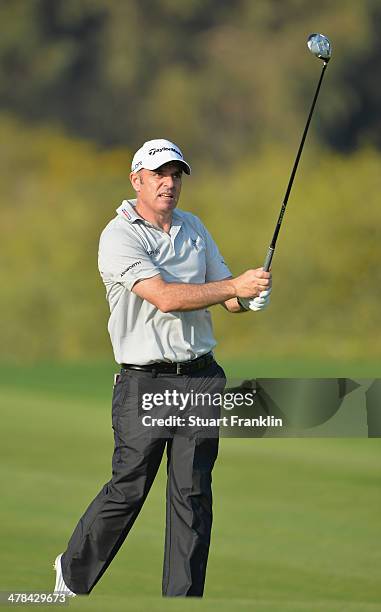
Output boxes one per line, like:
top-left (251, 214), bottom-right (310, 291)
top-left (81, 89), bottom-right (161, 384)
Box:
top-left (130, 162), bottom-right (183, 213)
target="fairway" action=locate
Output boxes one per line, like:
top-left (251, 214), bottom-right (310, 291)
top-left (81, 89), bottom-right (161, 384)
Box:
top-left (0, 362), bottom-right (380, 611)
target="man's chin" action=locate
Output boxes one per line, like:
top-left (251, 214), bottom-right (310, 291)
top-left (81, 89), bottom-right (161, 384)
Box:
top-left (157, 197), bottom-right (177, 210)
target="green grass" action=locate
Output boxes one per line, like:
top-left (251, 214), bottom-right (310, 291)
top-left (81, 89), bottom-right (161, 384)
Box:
top-left (0, 362), bottom-right (380, 611)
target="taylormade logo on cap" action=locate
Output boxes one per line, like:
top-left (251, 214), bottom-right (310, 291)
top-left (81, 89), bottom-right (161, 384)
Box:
top-left (131, 139), bottom-right (191, 175)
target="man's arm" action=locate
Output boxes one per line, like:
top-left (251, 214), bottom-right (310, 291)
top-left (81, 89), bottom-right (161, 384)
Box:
top-left (219, 276), bottom-right (250, 313)
top-left (131, 268), bottom-right (271, 312)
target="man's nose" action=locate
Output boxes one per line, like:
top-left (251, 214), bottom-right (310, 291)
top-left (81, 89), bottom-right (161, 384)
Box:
top-left (163, 175), bottom-right (175, 189)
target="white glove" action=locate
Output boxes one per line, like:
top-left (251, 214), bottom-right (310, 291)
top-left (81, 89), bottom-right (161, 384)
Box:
top-left (238, 288), bottom-right (272, 312)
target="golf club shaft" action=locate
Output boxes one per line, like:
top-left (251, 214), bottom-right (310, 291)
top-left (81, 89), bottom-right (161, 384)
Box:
top-left (263, 61), bottom-right (329, 272)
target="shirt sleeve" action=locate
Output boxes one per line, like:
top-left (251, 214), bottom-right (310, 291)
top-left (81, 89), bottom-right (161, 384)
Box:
top-left (98, 223), bottom-right (160, 292)
top-left (199, 222), bottom-right (232, 282)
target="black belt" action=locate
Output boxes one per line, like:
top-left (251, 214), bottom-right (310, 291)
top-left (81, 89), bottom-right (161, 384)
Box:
top-left (121, 352), bottom-right (214, 375)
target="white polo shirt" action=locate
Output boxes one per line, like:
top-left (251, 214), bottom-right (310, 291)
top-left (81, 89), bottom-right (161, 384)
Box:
top-left (98, 199), bottom-right (232, 365)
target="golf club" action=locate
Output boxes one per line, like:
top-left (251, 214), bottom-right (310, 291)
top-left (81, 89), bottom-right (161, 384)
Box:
top-left (263, 33), bottom-right (332, 272)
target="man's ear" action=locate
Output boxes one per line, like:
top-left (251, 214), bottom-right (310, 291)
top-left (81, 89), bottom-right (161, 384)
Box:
top-left (130, 171), bottom-right (142, 192)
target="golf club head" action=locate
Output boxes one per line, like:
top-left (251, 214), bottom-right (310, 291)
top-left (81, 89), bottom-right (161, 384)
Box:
top-left (307, 33), bottom-right (332, 62)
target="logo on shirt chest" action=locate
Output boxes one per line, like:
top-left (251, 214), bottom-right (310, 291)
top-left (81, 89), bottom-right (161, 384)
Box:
top-left (191, 236), bottom-right (201, 251)
top-left (147, 247), bottom-right (160, 257)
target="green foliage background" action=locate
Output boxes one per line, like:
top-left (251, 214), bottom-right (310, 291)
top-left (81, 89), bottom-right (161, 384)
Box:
top-left (1, 1), bottom-right (380, 364)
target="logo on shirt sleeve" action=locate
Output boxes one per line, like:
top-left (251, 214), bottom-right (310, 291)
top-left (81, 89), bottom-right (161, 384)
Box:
top-left (120, 261), bottom-right (142, 277)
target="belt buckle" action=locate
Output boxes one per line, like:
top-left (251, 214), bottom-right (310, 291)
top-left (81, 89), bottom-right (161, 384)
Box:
top-left (176, 362), bottom-right (182, 375)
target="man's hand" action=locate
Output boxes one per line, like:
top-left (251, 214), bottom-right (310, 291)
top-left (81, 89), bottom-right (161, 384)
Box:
top-left (232, 268), bottom-right (272, 299)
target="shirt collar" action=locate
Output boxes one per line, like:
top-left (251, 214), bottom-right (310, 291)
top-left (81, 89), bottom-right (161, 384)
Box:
top-left (116, 199), bottom-right (142, 223)
top-left (169, 209), bottom-right (183, 237)
top-left (116, 199), bottom-right (183, 232)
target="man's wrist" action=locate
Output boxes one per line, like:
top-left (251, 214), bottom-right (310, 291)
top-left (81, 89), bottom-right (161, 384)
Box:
top-left (237, 297), bottom-right (249, 311)
top-left (226, 278), bottom-right (237, 299)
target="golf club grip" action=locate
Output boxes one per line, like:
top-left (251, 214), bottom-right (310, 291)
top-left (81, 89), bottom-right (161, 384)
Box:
top-left (263, 247), bottom-right (274, 272)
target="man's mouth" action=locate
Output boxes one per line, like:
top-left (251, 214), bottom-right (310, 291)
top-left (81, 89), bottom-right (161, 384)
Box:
top-left (159, 193), bottom-right (175, 199)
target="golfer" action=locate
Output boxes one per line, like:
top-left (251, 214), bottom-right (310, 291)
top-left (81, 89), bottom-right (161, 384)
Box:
top-left (53, 138), bottom-right (272, 597)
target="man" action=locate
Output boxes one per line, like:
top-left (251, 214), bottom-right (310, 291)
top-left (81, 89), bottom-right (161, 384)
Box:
top-left (53, 138), bottom-right (272, 598)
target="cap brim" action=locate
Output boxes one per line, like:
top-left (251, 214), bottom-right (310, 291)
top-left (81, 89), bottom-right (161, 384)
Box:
top-left (144, 157), bottom-right (191, 175)
top-left (173, 160), bottom-right (191, 175)
top-left (150, 160), bottom-right (191, 175)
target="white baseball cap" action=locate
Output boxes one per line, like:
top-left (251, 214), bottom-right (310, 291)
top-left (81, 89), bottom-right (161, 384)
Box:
top-left (131, 138), bottom-right (191, 175)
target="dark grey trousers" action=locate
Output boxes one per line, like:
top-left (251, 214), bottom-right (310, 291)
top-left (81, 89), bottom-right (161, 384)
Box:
top-left (61, 361), bottom-right (226, 596)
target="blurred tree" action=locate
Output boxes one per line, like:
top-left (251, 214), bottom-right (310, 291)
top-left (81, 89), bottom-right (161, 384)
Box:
top-left (321, 0), bottom-right (381, 150)
top-left (0, 114), bottom-right (380, 361)
top-left (0, 0), bottom-right (380, 160)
